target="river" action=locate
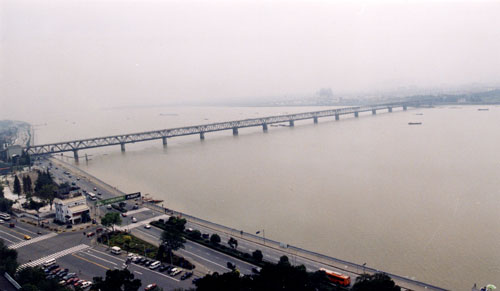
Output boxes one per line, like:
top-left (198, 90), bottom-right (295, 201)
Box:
top-left (11, 105), bottom-right (500, 290)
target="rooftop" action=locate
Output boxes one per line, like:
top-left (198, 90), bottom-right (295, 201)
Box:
top-left (54, 195), bottom-right (86, 205)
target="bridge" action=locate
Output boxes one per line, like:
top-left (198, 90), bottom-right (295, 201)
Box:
top-left (26, 100), bottom-right (431, 161)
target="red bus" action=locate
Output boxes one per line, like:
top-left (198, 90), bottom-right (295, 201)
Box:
top-left (320, 268), bottom-right (351, 287)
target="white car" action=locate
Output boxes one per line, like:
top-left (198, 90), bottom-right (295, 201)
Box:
top-left (132, 217), bottom-right (137, 223)
top-left (144, 224), bottom-right (151, 229)
top-left (81, 281), bottom-right (92, 288)
top-left (0, 219), bottom-right (4, 224)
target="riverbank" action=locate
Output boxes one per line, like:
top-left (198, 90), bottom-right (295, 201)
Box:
top-left (48, 156), bottom-right (446, 291)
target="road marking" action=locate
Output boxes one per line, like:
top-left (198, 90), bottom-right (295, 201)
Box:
top-left (131, 264), bottom-right (180, 282)
top-left (179, 249), bottom-right (230, 271)
top-left (8, 232), bottom-right (57, 249)
top-left (79, 251), bottom-right (118, 266)
top-left (87, 248), bottom-right (127, 262)
top-left (18, 244), bottom-right (90, 270)
top-left (72, 253), bottom-right (110, 270)
top-left (124, 208), bottom-right (149, 216)
top-left (0, 229), bottom-right (23, 241)
top-left (134, 271), bottom-right (143, 275)
top-left (14, 226), bottom-right (39, 235)
top-left (115, 215), bottom-right (169, 231)
top-left (134, 229), bottom-right (160, 241)
top-left (0, 235), bottom-right (17, 244)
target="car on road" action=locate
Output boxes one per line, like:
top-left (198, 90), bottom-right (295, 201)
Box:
top-left (145, 284), bottom-right (157, 291)
top-left (181, 272), bottom-right (193, 280)
top-left (227, 262), bottom-right (236, 270)
top-left (132, 204), bottom-right (139, 209)
top-left (132, 217), bottom-right (137, 223)
top-left (121, 213), bottom-right (127, 217)
top-left (202, 233), bottom-right (209, 239)
top-left (93, 187), bottom-right (97, 191)
top-left (77, 177), bottom-right (80, 181)
top-left (144, 224), bottom-right (151, 229)
top-left (106, 205), bottom-right (112, 209)
top-left (24, 235), bottom-right (31, 240)
top-left (71, 182), bottom-right (76, 186)
top-left (86, 232), bottom-right (95, 237)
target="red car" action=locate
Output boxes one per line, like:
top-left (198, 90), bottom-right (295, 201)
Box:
top-left (121, 213), bottom-right (127, 217)
top-left (145, 283), bottom-right (157, 290)
top-left (86, 232), bottom-right (95, 237)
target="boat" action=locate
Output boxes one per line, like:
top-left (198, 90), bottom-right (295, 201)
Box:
top-left (478, 108), bottom-right (489, 111)
top-left (415, 113), bottom-right (424, 115)
top-left (408, 122), bottom-right (422, 125)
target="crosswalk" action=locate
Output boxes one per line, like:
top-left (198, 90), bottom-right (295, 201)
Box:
top-left (8, 232), bottom-right (58, 250)
top-left (17, 244), bottom-right (90, 270)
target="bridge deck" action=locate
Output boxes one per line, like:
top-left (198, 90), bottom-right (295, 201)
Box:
top-left (26, 101), bottom-right (426, 155)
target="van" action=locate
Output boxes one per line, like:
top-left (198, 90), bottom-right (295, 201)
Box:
top-left (149, 261), bottom-right (161, 270)
top-left (0, 213), bottom-right (11, 221)
top-left (43, 258), bottom-right (56, 268)
top-left (111, 246), bottom-right (121, 255)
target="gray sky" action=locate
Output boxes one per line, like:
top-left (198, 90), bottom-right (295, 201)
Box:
top-left (1, 0), bottom-right (500, 115)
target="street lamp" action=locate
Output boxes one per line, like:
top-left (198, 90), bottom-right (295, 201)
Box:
top-left (362, 262), bottom-right (366, 274)
top-left (256, 229), bottom-right (266, 245)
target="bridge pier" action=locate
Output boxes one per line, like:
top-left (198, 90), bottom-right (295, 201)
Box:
top-left (388, 107), bottom-right (393, 113)
top-left (403, 105), bottom-right (407, 111)
top-left (372, 109), bottom-right (377, 115)
top-left (313, 117), bottom-right (318, 124)
top-left (162, 137), bottom-right (167, 147)
top-left (200, 132), bottom-right (205, 140)
top-left (73, 150), bottom-right (79, 161)
top-left (335, 114), bottom-right (339, 121)
top-left (233, 127), bottom-right (239, 136)
top-left (289, 120), bottom-right (294, 127)
top-left (354, 112), bottom-right (359, 118)
top-left (120, 143), bottom-right (126, 152)
top-left (262, 123), bottom-right (268, 131)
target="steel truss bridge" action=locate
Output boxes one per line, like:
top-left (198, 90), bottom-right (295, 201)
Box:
top-left (26, 100), bottom-right (431, 160)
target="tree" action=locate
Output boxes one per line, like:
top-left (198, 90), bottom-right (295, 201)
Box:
top-left (210, 233), bottom-right (221, 245)
top-left (38, 184), bottom-right (57, 210)
top-left (278, 255), bottom-right (290, 266)
top-left (228, 237), bottom-right (238, 249)
top-left (352, 273), bottom-right (401, 291)
top-left (13, 175), bottom-right (22, 197)
top-left (16, 267), bottom-right (69, 291)
top-left (101, 212), bottom-right (122, 231)
top-left (160, 229), bottom-right (186, 263)
top-left (166, 216), bottom-right (186, 232)
top-left (91, 269), bottom-right (141, 291)
top-left (252, 250), bottom-right (263, 263)
top-left (0, 198), bottom-right (13, 213)
top-left (0, 239), bottom-right (18, 275)
top-left (189, 229), bottom-right (202, 240)
top-left (23, 175), bottom-right (33, 196)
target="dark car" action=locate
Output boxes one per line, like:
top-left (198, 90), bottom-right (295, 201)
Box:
top-left (227, 262), bottom-right (236, 270)
top-left (158, 264), bottom-right (169, 272)
top-left (202, 233), bottom-right (209, 239)
top-left (86, 232), bottom-right (95, 237)
top-left (48, 264), bottom-right (59, 271)
top-left (181, 272), bottom-right (193, 280)
top-left (139, 257), bottom-right (147, 264)
top-left (144, 259), bottom-right (152, 266)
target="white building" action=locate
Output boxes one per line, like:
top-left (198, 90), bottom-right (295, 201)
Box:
top-left (54, 196), bottom-right (90, 224)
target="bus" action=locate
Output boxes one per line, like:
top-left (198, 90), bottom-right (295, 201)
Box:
top-left (320, 268), bottom-right (351, 287)
top-left (0, 213), bottom-right (11, 221)
top-left (87, 192), bottom-right (97, 201)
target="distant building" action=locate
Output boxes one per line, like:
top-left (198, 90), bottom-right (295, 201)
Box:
top-left (54, 196), bottom-right (90, 224)
top-left (6, 145), bottom-right (22, 159)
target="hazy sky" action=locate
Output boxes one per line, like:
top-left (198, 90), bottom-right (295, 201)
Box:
top-left (1, 0), bottom-right (500, 115)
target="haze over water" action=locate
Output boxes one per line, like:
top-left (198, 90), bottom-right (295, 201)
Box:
top-left (16, 105), bottom-right (500, 290)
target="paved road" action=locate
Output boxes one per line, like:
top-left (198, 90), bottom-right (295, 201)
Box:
top-left (38, 157), bottom-right (444, 290)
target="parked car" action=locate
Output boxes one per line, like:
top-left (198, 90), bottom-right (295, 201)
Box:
top-left (81, 281), bottom-right (92, 288)
top-left (144, 259), bottom-right (152, 266)
top-left (158, 264), bottom-right (169, 272)
top-left (171, 268), bottom-right (182, 276)
top-left (132, 204), bottom-right (139, 210)
top-left (202, 233), bottom-right (209, 239)
top-left (181, 272), bottom-right (193, 280)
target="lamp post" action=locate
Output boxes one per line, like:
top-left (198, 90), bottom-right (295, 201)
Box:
top-left (256, 229), bottom-right (266, 245)
top-left (362, 262), bottom-right (366, 274)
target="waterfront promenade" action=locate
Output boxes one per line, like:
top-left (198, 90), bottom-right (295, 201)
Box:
top-left (48, 156), bottom-right (447, 291)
